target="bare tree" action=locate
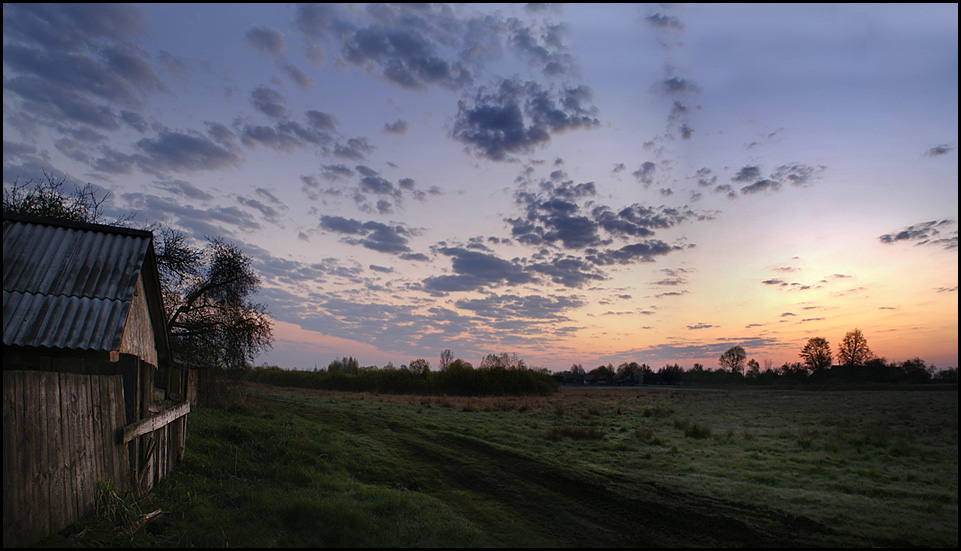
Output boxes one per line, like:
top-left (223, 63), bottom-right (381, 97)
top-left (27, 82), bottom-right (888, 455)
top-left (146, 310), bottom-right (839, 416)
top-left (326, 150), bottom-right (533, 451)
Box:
top-left (439, 349), bottom-right (453, 370)
top-left (162, 238), bottom-right (272, 369)
top-left (3, 170), bottom-right (130, 225)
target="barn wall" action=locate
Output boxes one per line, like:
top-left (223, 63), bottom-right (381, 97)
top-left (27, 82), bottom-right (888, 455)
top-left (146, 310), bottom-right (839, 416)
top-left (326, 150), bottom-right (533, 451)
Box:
top-left (2, 370), bottom-right (129, 547)
top-left (119, 275), bottom-right (158, 367)
top-left (2, 351), bottom-right (189, 546)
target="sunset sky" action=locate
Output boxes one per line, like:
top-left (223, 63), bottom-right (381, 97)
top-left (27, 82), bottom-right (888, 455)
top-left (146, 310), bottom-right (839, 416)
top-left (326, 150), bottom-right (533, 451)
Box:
top-left (3, 3), bottom-right (957, 372)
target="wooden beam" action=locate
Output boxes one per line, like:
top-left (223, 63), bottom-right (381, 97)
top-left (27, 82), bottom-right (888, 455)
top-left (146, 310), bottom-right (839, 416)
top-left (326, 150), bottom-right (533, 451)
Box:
top-left (120, 402), bottom-right (190, 444)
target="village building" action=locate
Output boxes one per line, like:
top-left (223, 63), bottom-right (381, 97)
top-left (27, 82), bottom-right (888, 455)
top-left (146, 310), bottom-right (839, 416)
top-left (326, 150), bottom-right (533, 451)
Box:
top-left (2, 212), bottom-right (190, 546)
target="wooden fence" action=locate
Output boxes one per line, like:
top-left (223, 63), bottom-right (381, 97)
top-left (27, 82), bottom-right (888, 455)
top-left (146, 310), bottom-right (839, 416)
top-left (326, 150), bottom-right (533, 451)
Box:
top-left (2, 369), bottom-right (188, 546)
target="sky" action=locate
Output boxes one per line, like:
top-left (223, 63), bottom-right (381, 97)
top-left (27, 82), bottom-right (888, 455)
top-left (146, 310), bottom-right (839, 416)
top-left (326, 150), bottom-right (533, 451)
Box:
top-left (3, 3), bottom-right (958, 372)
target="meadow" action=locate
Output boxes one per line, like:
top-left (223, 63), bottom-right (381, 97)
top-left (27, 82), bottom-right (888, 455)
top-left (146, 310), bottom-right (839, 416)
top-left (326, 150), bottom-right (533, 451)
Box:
top-left (45, 383), bottom-right (958, 547)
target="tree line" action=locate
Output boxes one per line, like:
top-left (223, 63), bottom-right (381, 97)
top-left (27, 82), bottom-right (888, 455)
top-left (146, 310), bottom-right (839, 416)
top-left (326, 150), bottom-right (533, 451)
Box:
top-left (556, 329), bottom-right (957, 386)
top-left (240, 352), bottom-right (558, 396)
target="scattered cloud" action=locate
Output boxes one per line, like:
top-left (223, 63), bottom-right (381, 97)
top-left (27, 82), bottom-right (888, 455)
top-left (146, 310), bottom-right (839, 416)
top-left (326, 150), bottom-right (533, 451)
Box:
top-left (924, 144), bottom-right (955, 157)
top-left (879, 219), bottom-right (958, 250)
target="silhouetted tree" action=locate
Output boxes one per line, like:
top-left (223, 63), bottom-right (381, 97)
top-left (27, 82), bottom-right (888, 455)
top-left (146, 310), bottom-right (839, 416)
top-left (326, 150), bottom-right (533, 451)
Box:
top-left (719, 346), bottom-right (747, 375)
top-left (439, 349), bottom-right (453, 370)
top-left (328, 356), bottom-right (360, 373)
top-left (799, 337), bottom-right (833, 371)
top-left (837, 329), bottom-right (874, 367)
top-left (408, 358), bottom-right (430, 376)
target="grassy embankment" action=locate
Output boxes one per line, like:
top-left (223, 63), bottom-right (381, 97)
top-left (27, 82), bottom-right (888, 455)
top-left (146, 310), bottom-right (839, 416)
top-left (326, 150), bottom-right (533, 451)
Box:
top-left (43, 384), bottom-right (958, 547)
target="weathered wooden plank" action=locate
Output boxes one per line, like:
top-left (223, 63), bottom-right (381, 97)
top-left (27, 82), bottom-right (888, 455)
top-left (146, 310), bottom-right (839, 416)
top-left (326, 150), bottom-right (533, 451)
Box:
top-left (121, 402), bottom-right (190, 444)
top-left (42, 371), bottom-right (64, 537)
top-left (2, 371), bottom-right (24, 546)
top-left (24, 371), bottom-right (42, 544)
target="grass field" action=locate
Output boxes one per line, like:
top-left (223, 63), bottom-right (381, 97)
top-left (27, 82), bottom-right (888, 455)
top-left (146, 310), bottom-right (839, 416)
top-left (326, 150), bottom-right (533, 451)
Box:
top-left (45, 383), bottom-right (958, 547)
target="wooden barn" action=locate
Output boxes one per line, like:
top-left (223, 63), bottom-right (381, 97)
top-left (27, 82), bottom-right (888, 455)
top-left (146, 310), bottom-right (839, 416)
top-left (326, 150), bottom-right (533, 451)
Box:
top-left (2, 213), bottom-right (190, 546)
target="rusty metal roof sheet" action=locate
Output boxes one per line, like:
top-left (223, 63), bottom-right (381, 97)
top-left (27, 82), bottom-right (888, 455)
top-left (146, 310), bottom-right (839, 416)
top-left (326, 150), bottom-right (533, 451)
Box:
top-left (3, 214), bottom-right (153, 351)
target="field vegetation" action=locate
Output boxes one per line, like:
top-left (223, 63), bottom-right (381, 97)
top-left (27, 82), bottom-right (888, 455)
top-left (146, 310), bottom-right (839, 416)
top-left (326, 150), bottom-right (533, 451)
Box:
top-left (43, 383), bottom-right (957, 547)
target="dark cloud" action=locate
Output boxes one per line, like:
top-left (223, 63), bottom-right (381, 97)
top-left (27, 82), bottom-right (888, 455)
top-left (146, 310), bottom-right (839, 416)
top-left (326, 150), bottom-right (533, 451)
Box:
top-left (879, 220), bottom-right (958, 250)
top-left (2, 4), bottom-right (146, 51)
top-left (587, 241), bottom-right (682, 265)
top-left (646, 13), bottom-right (684, 31)
top-left (694, 168), bottom-right (716, 187)
top-left (340, 25), bottom-right (470, 90)
top-left (733, 163), bottom-right (824, 195)
top-left (771, 163), bottom-right (823, 187)
top-left (384, 119), bottom-right (410, 135)
top-left (360, 175), bottom-right (398, 196)
top-left (632, 162), bottom-right (657, 187)
top-left (924, 144), bottom-right (955, 157)
top-left (245, 26), bottom-right (286, 54)
top-left (154, 179), bottom-right (214, 202)
top-left (281, 62), bottom-right (315, 88)
top-left (732, 166), bottom-right (762, 183)
top-left (237, 194), bottom-right (286, 225)
top-left (121, 192), bottom-right (262, 238)
top-left (305, 110), bottom-right (337, 132)
top-left (3, 4), bottom-right (160, 133)
top-left (740, 179), bottom-right (780, 194)
top-left (506, 18), bottom-right (575, 77)
top-left (528, 255), bottom-right (606, 288)
top-left (659, 77), bottom-right (700, 95)
top-left (687, 323), bottom-right (714, 330)
top-left (334, 137), bottom-right (376, 160)
top-left (423, 247), bottom-right (535, 293)
top-left (250, 87), bottom-right (288, 119)
top-left (134, 129), bottom-right (240, 174)
top-left (320, 215), bottom-right (419, 256)
top-left (455, 293), bottom-right (582, 322)
top-left (451, 79), bottom-right (599, 160)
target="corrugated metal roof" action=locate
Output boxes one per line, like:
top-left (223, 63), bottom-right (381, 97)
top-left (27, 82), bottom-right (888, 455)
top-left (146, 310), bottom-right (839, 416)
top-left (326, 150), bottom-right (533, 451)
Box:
top-left (3, 214), bottom-right (153, 351)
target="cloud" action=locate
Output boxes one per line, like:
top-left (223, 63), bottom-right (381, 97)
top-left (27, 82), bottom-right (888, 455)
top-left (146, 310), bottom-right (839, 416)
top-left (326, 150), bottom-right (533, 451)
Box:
top-left (334, 137), bottom-right (376, 160)
top-left (732, 166), bottom-right (762, 183)
top-left (879, 219), bottom-right (958, 250)
top-left (924, 144), bottom-right (955, 157)
top-left (3, 4), bottom-right (160, 134)
top-left (134, 129), bottom-right (240, 174)
top-left (384, 119), bottom-right (410, 135)
top-left (646, 13), bottom-right (684, 31)
top-left (451, 79), bottom-right (599, 160)
top-left (245, 26), bottom-right (286, 54)
top-left (740, 179), bottom-right (780, 194)
top-left (250, 87), bottom-right (288, 119)
top-left (423, 247), bottom-right (535, 293)
top-left (687, 322), bottom-right (714, 330)
top-left (658, 77), bottom-right (700, 96)
top-left (454, 293), bottom-right (583, 322)
top-left (510, 179), bottom-right (693, 253)
top-left (319, 215), bottom-right (419, 256)
top-left (154, 179), bottom-right (214, 202)
top-left (632, 162), bottom-right (657, 187)
top-left (528, 255), bottom-right (606, 288)
top-left (281, 62), bottom-right (315, 88)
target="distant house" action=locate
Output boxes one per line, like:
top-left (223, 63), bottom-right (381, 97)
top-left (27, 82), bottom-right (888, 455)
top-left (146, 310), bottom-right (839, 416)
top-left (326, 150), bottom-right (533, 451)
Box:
top-left (3, 213), bottom-right (190, 546)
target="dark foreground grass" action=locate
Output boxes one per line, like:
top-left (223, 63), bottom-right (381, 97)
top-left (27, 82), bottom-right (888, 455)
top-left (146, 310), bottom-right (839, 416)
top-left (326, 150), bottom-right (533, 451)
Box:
top-left (41, 384), bottom-right (958, 547)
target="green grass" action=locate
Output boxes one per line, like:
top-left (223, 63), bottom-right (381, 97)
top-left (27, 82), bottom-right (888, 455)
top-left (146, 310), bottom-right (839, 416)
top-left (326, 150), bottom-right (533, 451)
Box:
top-left (41, 384), bottom-right (958, 547)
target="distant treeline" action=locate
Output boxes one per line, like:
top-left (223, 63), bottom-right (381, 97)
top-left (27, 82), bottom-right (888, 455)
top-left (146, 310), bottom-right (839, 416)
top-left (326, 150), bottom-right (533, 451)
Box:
top-left (556, 358), bottom-right (958, 387)
top-left (237, 354), bottom-right (557, 396)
